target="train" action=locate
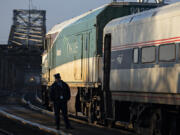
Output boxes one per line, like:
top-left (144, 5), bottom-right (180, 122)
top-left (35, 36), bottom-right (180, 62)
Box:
top-left (41, 2), bottom-right (180, 135)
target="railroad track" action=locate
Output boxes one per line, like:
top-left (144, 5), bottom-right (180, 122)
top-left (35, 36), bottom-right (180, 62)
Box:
top-left (0, 129), bottom-right (13, 135)
top-left (0, 91), bottom-right (135, 135)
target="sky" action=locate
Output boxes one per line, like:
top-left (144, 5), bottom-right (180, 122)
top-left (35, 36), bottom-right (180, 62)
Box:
top-left (0, 0), bottom-right (179, 44)
top-left (0, 0), bottom-right (111, 44)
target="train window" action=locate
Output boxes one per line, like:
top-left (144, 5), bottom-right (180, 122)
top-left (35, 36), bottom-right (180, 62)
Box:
top-left (141, 46), bottom-right (156, 63)
top-left (133, 48), bottom-right (138, 63)
top-left (159, 44), bottom-right (175, 62)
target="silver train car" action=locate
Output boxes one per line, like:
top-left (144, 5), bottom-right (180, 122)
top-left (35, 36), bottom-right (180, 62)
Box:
top-left (103, 2), bottom-right (180, 135)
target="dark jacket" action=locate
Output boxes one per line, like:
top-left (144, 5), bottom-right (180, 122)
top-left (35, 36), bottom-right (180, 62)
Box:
top-left (50, 80), bottom-right (71, 102)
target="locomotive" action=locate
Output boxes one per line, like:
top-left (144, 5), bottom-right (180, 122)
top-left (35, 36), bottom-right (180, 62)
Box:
top-left (41, 2), bottom-right (180, 135)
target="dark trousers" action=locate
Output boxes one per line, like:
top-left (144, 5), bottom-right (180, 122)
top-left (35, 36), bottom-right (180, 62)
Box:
top-left (53, 101), bottom-right (70, 129)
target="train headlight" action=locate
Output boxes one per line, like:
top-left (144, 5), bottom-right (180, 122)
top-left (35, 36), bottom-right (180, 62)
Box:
top-left (29, 77), bottom-right (35, 82)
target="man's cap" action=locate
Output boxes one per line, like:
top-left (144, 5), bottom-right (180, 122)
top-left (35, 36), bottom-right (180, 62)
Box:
top-left (54, 73), bottom-right (61, 79)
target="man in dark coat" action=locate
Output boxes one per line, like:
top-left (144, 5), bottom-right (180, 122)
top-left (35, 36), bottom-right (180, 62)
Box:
top-left (50, 73), bottom-right (73, 130)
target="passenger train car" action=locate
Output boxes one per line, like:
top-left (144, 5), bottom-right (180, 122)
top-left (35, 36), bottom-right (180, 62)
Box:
top-left (104, 2), bottom-right (180, 135)
top-left (40, 2), bottom-right (180, 135)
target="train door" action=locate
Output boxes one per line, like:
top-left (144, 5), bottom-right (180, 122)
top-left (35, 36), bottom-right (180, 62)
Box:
top-left (74, 35), bottom-right (82, 80)
top-left (103, 34), bottom-right (113, 118)
top-left (47, 36), bottom-right (53, 83)
top-left (103, 34), bottom-right (111, 91)
top-left (49, 49), bottom-right (53, 82)
top-left (47, 51), bottom-right (52, 82)
top-left (82, 33), bottom-right (90, 82)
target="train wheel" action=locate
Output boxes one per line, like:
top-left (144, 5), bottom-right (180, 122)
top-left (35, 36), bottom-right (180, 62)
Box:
top-left (88, 102), bottom-right (94, 123)
top-left (134, 109), bottom-right (163, 135)
top-left (169, 117), bottom-right (176, 135)
top-left (164, 114), bottom-right (177, 135)
top-left (149, 109), bottom-right (162, 135)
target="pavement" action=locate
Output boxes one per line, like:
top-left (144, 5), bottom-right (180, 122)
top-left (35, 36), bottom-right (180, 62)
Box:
top-left (23, 91), bottom-right (135, 135)
top-left (0, 90), bottom-right (135, 135)
top-left (0, 90), bottom-right (69, 135)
